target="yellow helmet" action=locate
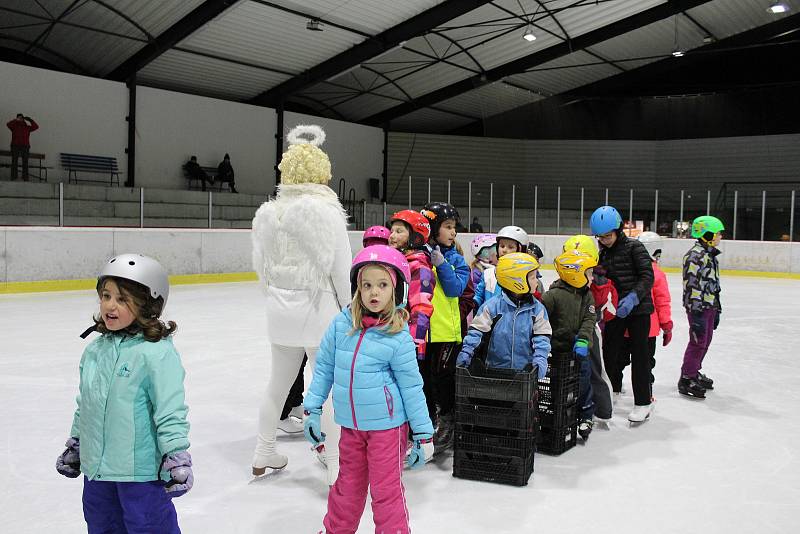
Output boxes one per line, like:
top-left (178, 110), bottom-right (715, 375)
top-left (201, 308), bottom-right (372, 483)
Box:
top-left (496, 252), bottom-right (540, 294)
top-left (554, 249), bottom-right (598, 288)
top-left (562, 234), bottom-right (599, 263)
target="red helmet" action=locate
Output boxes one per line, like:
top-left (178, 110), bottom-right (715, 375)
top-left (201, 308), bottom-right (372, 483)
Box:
top-left (389, 210), bottom-right (431, 249)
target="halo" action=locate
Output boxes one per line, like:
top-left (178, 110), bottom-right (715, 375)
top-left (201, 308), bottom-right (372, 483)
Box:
top-left (286, 124), bottom-right (326, 147)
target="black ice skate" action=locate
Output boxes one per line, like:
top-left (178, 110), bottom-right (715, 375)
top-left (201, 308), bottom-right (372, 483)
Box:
top-left (578, 419), bottom-right (593, 441)
top-left (696, 372), bottom-right (714, 390)
top-left (678, 376), bottom-right (706, 399)
top-left (433, 414), bottom-right (454, 455)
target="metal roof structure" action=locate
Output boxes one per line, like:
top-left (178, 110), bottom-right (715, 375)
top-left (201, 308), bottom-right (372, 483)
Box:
top-left (1, 0), bottom-right (798, 133)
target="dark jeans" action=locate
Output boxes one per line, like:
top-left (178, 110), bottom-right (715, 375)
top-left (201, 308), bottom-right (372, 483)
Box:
top-left (681, 308), bottom-right (716, 378)
top-left (590, 328), bottom-right (613, 419)
top-left (83, 477), bottom-right (180, 534)
top-left (10, 144), bottom-right (29, 180)
top-left (421, 342), bottom-right (459, 420)
top-left (603, 314), bottom-right (652, 406)
top-left (280, 353), bottom-right (307, 419)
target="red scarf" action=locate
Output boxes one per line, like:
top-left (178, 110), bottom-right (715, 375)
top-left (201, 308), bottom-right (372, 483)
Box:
top-left (361, 314), bottom-right (387, 329)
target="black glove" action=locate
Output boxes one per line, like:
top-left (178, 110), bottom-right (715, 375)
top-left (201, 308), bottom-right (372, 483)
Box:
top-left (56, 437), bottom-right (81, 478)
top-left (689, 311), bottom-right (705, 343)
top-left (713, 309), bottom-right (721, 330)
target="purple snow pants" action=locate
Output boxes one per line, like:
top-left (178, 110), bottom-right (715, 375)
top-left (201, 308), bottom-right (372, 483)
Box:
top-left (82, 477), bottom-right (180, 534)
top-left (681, 308), bottom-right (716, 378)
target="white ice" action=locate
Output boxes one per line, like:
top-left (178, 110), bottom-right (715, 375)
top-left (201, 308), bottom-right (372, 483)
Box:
top-left (2, 272), bottom-right (799, 534)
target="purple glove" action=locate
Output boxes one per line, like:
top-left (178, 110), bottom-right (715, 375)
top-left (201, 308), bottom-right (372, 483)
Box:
top-left (162, 451), bottom-right (193, 497)
top-left (430, 246), bottom-right (445, 267)
top-left (56, 437), bottom-right (81, 478)
top-left (615, 292), bottom-right (639, 318)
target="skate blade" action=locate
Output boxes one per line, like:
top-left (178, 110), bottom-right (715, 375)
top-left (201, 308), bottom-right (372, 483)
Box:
top-left (678, 391), bottom-right (706, 400)
top-left (252, 464), bottom-right (287, 477)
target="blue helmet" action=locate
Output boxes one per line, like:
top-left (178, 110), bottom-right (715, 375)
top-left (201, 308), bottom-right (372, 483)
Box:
top-left (590, 206), bottom-right (622, 235)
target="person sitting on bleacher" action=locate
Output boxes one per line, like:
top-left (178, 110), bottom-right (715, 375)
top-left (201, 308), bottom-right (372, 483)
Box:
top-left (184, 155), bottom-right (213, 191)
top-left (216, 153), bottom-right (238, 193)
top-left (456, 252), bottom-right (551, 379)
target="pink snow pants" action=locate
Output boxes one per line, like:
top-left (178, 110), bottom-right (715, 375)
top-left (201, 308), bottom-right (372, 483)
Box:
top-left (323, 423), bottom-right (410, 534)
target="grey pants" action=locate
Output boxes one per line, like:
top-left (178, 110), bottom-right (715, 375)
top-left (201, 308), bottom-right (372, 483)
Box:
top-left (591, 326), bottom-right (613, 419)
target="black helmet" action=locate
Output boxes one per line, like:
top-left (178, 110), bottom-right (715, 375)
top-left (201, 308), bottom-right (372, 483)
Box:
top-left (527, 242), bottom-right (544, 261)
top-left (420, 202), bottom-right (459, 241)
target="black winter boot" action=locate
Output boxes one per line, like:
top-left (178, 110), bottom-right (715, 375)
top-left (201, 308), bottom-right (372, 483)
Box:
top-left (678, 376), bottom-right (706, 399)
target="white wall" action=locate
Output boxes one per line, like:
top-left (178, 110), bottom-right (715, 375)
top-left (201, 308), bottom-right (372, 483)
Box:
top-left (2, 227), bottom-right (799, 287)
top-left (0, 61), bottom-right (127, 181)
top-left (136, 87), bottom-right (277, 195)
top-left (284, 112), bottom-right (383, 202)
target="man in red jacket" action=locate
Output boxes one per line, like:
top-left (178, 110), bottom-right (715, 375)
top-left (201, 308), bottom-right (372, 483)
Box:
top-left (7, 113), bottom-right (39, 181)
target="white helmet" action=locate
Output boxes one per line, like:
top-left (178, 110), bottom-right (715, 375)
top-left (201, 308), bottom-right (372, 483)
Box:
top-left (497, 226), bottom-right (529, 248)
top-left (97, 254), bottom-right (170, 310)
top-left (637, 231), bottom-right (663, 259)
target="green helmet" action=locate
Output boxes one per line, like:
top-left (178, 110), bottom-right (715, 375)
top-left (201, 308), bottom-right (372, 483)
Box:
top-left (691, 215), bottom-right (724, 239)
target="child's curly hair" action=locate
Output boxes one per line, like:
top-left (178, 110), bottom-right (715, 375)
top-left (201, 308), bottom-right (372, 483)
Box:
top-left (94, 277), bottom-right (176, 341)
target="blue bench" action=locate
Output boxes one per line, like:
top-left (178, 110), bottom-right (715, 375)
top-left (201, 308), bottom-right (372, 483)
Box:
top-left (61, 153), bottom-right (121, 186)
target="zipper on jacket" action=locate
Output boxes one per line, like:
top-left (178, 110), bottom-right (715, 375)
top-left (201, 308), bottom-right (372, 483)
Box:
top-left (349, 328), bottom-right (369, 429)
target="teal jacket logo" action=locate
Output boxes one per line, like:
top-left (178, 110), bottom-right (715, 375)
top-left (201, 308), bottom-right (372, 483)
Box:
top-left (117, 363), bottom-right (132, 377)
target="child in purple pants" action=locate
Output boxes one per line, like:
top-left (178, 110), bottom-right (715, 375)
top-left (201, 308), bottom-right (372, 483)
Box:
top-left (304, 245), bottom-right (434, 534)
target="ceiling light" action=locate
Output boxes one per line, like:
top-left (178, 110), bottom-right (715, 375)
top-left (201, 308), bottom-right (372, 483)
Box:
top-left (523, 27), bottom-right (536, 42)
top-left (767, 2), bottom-right (790, 14)
top-left (306, 19), bottom-right (323, 31)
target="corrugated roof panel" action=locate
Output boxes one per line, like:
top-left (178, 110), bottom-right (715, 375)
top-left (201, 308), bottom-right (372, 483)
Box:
top-left (546, 0), bottom-right (666, 39)
top-left (2, 0), bottom-right (74, 16)
top-left (508, 50), bottom-right (621, 95)
top-left (322, 93), bottom-right (404, 122)
top-left (180, 1), bottom-right (362, 74)
top-left (389, 107), bottom-right (474, 133)
top-left (436, 81), bottom-right (544, 119)
top-left (137, 49), bottom-right (290, 101)
top-left (264, 0), bottom-right (445, 36)
top-left (686, 0), bottom-right (800, 41)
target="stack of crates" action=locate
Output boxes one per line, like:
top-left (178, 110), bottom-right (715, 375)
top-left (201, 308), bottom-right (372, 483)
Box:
top-left (537, 354), bottom-right (580, 455)
top-left (452, 365), bottom-right (538, 486)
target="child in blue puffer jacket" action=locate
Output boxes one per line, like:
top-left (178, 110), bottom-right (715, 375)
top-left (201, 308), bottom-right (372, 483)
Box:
top-left (303, 245), bottom-right (434, 534)
top-left (56, 254), bottom-right (191, 534)
top-left (457, 253), bottom-right (552, 378)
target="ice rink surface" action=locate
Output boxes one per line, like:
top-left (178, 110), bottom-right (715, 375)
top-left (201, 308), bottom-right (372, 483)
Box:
top-left (2, 272), bottom-right (799, 533)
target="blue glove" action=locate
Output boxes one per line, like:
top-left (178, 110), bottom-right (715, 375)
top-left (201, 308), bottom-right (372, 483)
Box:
top-left (303, 409), bottom-right (325, 447)
top-left (430, 246), bottom-right (445, 267)
top-left (573, 338), bottom-right (589, 358)
top-left (534, 361), bottom-right (547, 380)
top-left (406, 434), bottom-right (434, 469)
top-left (162, 450), bottom-right (193, 498)
top-left (615, 292), bottom-right (639, 318)
top-left (456, 350), bottom-right (471, 367)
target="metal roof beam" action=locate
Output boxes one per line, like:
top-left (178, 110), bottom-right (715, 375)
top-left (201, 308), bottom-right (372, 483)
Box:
top-left (249, 0), bottom-right (496, 107)
top-left (107, 0), bottom-right (238, 82)
top-left (362, 0), bottom-right (714, 126)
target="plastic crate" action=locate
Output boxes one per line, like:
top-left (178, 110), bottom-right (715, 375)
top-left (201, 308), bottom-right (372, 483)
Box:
top-left (453, 449), bottom-right (534, 486)
top-left (455, 366), bottom-right (538, 404)
top-left (538, 374), bottom-right (579, 406)
top-left (454, 425), bottom-right (536, 458)
top-left (547, 354), bottom-right (579, 379)
top-left (455, 399), bottom-right (536, 432)
top-left (537, 422), bottom-right (578, 455)
top-left (537, 400), bottom-right (578, 430)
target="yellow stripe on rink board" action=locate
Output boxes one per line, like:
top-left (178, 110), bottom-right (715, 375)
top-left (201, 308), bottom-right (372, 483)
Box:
top-left (0, 272), bottom-right (259, 295)
top-left (657, 267), bottom-right (800, 279)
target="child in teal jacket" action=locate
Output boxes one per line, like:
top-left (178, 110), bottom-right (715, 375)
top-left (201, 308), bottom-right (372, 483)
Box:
top-left (56, 254), bottom-right (191, 533)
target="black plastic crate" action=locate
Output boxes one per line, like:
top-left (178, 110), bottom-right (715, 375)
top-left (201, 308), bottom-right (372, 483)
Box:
top-left (547, 354), bottom-right (579, 379)
top-left (455, 399), bottom-right (536, 432)
top-left (537, 400), bottom-right (578, 430)
top-left (455, 366), bottom-right (538, 403)
top-left (538, 374), bottom-right (579, 407)
top-left (453, 449), bottom-right (534, 486)
top-left (537, 422), bottom-right (578, 455)
top-left (454, 425), bottom-right (536, 458)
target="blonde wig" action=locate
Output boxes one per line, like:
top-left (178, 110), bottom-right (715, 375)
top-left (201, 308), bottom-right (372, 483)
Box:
top-left (278, 124), bottom-right (332, 185)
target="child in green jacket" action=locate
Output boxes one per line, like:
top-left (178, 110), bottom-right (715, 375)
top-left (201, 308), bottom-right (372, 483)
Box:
top-left (56, 254), bottom-right (191, 533)
top-left (541, 249), bottom-right (598, 441)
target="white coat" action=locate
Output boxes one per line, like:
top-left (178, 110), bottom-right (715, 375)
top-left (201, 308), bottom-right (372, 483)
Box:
top-left (252, 183), bottom-right (352, 347)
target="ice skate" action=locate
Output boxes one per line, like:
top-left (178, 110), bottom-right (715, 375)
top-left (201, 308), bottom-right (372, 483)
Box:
top-left (612, 391), bottom-right (621, 406)
top-left (678, 376), bottom-right (706, 399)
top-left (696, 372), bottom-right (714, 390)
top-left (314, 444), bottom-right (327, 467)
top-left (578, 419), bottom-right (594, 441)
top-left (628, 403), bottom-right (653, 425)
top-left (252, 452), bottom-right (288, 476)
top-left (593, 416), bottom-right (612, 431)
top-left (277, 416), bottom-right (304, 435)
top-left (325, 455), bottom-right (339, 486)
top-left (433, 414), bottom-right (454, 455)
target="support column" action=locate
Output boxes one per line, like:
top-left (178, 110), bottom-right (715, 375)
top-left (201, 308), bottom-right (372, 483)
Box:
top-left (382, 128), bottom-right (388, 203)
top-left (274, 103), bottom-right (284, 187)
top-left (124, 75), bottom-right (136, 188)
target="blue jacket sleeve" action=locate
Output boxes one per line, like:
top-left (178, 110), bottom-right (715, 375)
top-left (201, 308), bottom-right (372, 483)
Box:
top-left (457, 302), bottom-right (494, 366)
top-left (390, 334), bottom-right (434, 436)
top-left (437, 249), bottom-right (469, 297)
top-left (304, 316), bottom-right (339, 412)
top-left (531, 303), bottom-right (552, 377)
top-left (473, 274), bottom-right (487, 308)
top-left (145, 343), bottom-right (190, 455)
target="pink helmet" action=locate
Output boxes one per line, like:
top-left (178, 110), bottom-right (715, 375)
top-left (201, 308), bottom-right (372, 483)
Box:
top-left (362, 226), bottom-right (390, 247)
top-left (350, 245), bottom-right (411, 307)
top-left (471, 233), bottom-right (497, 257)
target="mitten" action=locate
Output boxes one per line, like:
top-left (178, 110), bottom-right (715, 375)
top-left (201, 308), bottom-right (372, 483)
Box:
top-left (661, 320), bottom-right (673, 346)
top-left (573, 338), bottom-right (590, 358)
top-left (162, 450), bottom-right (193, 497)
top-left (430, 246), bottom-right (445, 267)
top-left (56, 437), bottom-right (81, 478)
top-left (615, 292), bottom-right (639, 318)
top-left (406, 434), bottom-right (434, 469)
top-left (303, 409), bottom-right (325, 447)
